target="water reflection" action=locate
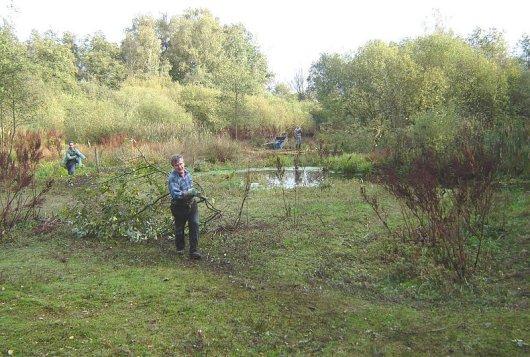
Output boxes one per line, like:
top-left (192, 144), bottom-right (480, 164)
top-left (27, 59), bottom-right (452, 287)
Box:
top-left (199, 166), bottom-right (328, 189)
top-left (249, 167), bottom-right (325, 189)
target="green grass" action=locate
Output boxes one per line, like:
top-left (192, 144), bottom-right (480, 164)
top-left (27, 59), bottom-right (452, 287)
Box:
top-left (323, 153), bottom-right (373, 176)
top-left (1, 172), bottom-right (528, 355)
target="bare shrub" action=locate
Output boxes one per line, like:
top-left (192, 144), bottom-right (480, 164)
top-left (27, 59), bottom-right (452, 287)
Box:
top-left (1, 131), bottom-right (53, 237)
top-left (274, 156), bottom-right (292, 218)
top-left (232, 171), bottom-right (252, 229)
top-left (364, 121), bottom-right (499, 281)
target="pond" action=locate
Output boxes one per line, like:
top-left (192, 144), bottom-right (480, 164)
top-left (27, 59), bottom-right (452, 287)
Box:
top-left (202, 167), bottom-right (328, 189)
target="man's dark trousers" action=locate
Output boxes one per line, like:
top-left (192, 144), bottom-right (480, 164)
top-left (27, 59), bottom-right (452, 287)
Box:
top-left (170, 200), bottom-right (199, 253)
top-left (66, 160), bottom-right (76, 175)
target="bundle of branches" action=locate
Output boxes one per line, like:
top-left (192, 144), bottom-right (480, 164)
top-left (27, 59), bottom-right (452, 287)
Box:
top-left (69, 155), bottom-right (221, 242)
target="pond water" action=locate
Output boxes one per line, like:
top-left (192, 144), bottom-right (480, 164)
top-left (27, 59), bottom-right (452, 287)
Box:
top-left (233, 167), bottom-right (326, 189)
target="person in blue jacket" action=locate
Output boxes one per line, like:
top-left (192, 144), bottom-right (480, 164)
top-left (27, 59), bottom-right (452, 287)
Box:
top-left (168, 154), bottom-right (202, 259)
top-left (62, 141), bottom-right (86, 176)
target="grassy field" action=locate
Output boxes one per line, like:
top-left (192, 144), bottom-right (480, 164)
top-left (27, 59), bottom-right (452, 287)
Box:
top-left (1, 163), bottom-right (529, 355)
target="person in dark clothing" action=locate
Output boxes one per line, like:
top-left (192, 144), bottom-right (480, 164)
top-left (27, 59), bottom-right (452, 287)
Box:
top-left (294, 126), bottom-right (302, 149)
top-left (168, 154), bottom-right (202, 259)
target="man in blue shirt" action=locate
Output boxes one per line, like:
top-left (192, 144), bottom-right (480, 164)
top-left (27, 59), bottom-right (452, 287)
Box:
top-left (168, 154), bottom-right (201, 259)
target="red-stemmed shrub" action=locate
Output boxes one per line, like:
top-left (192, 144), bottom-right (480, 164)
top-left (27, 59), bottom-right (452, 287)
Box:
top-left (1, 131), bottom-right (53, 238)
top-left (363, 119), bottom-right (499, 281)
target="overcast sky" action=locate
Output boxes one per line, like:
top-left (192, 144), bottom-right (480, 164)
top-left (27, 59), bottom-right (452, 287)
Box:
top-left (2, 0), bottom-right (529, 83)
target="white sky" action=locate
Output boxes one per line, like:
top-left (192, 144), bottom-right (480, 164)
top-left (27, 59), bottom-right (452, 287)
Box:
top-left (2, 0), bottom-right (529, 84)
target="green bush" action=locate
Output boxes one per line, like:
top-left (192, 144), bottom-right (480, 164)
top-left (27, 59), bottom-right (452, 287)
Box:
top-left (30, 83), bottom-right (68, 131)
top-left (487, 115), bottom-right (529, 177)
top-left (265, 154), bottom-right (293, 168)
top-left (116, 81), bottom-right (194, 140)
top-left (63, 94), bottom-right (124, 143)
top-left (298, 152), bottom-right (323, 167)
top-left (243, 95), bottom-right (315, 136)
top-left (180, 85), bottom-right (227, 131)
top-left (202, 136), bottom-right (242, 164)
top-left (324, 153), bottom-right (372, 176)
top-left (316, 123), bottom-right (375, 154)
top-left (35, 161), bottom-right (66, 180)
top-left (20, 70), bottom-right (318, 143)
top-left (311, 33), bottom-right (512, 130)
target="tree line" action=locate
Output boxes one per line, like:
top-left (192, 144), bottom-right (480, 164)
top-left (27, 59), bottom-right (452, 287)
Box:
top-left (309, 29), bottom-right (528, 126)
top-left (0, 8), bottom-right (315, 143)
top-left (33, 9), bottom-right (270, 92)
top-left (1, 8), bottom-right (528, 149)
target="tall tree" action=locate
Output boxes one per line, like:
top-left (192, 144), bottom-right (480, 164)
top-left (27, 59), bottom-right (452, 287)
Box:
top-left (0, 26), bottom-right (37, 141)
top-left (308, 53), bottom-right (355, 123)
top-left (516, 34), bottom-right (530, 69)
top-left (408, 33), bottom-right (508, 121)
top-left (309, 34), bottom-right (510, 127)
top-left (165, 8), bottom-right (225, 84)
top-left (467, 27), bottom-right (509, 65)
top-left (121, 16), bottom-right (162, 77)
top-left (273, 82), bottom-right (293, 98)
top-left (217, 23), bottom-right (269, 92)
top-left (291, 68), bottom-right (307, 100)
top-left (509, 34), bottom-right (530, 118)
top-left (156, 13), bottom-right (171, 55)
top-left (216, 24), bottom-right (270, 139)
top-left (61, 31), bottom-right (83, 80)
top-left (26, 31), bottom-right (77, 90)
top-left (81, 33), bottom-right (126, 88)
top-left (165, 9), bottom-right (269, 89)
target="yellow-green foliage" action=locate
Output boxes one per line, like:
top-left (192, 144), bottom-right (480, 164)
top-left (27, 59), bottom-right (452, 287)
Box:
top-left (29, 75), bottom-right (314, 143)
top-left (63, 94), bottom-right (125, 142)
top-left (116, 80), bottom-right (193, 140)
top-left (180, 85), bottom-right (226, 131)
top-left (202, 135), bottom-right (242, 163)
top-left (107, 131), bottom-right (244, 167)
top-left (33, 89), bottom-right (68, 130)
top-left (316, 123), bottom-right (376, 154)
top-left (265, 154), bottom-right (293, 167)
top-left (409, 106), bottom-right (461, 152)
top-left (179, 86), bottom-right (315, 136)
top-left (402, 34), bottom-right (510, 120)
top-left (243, 95), bottom-right (314, 135)
top-left (313, 33), bottom-right (514, 128)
